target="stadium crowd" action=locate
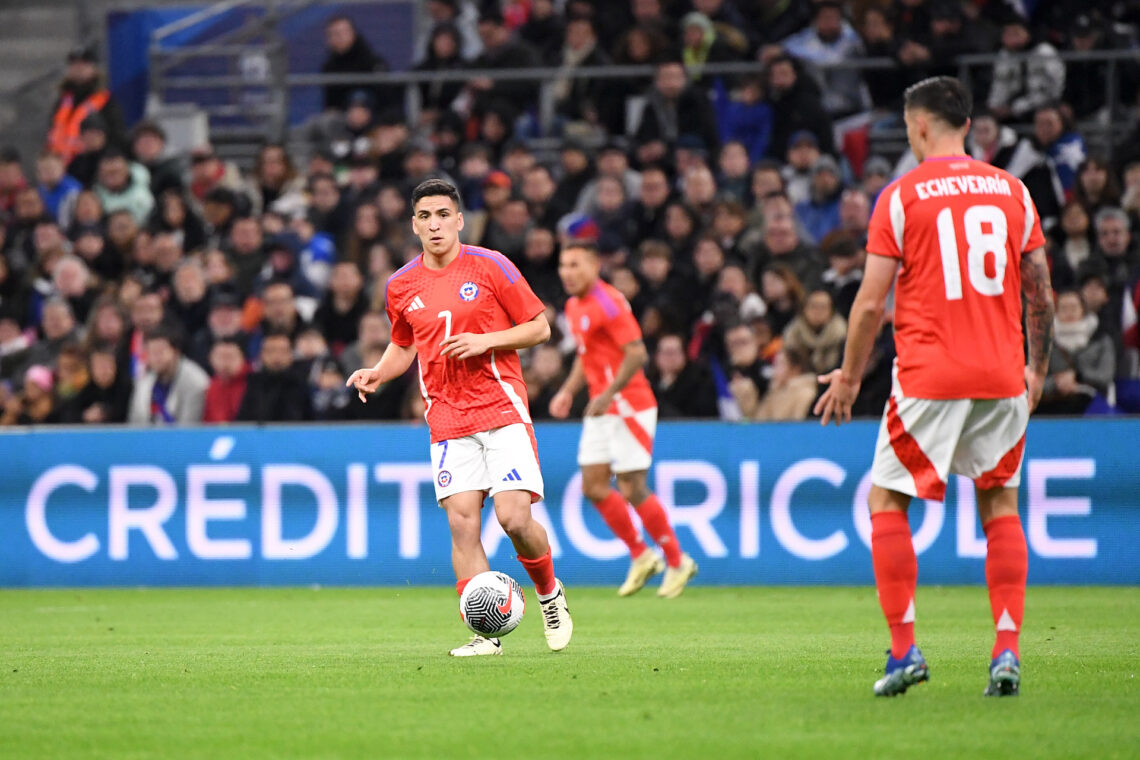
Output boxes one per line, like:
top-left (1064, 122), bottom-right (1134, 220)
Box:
top-left (3, 0), bottom-right (1140, 427)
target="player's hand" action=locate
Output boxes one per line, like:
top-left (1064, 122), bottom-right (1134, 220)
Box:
top-left (814, 370), bottom-right (860, 427)
top-left (584, 392), bottom-right (614, 417)
top-left (346, 367), bottom-right (383, 403)
top-left (549, 389), bottom-right (573, 419)
top-left (1025, 367), bottom-right (1046, 413)
top-left (440, 332), bottom-right (491, 360)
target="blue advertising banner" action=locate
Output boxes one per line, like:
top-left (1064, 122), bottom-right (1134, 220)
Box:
top-left (1, 420), bottom-right (1136, 587)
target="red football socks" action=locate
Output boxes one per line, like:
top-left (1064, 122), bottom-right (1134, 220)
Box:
top-left (871, 510), bottom-right (918, 659)
top-left (635, 495), bottom-right (683, 567)
top-left (984, 515), bottom-right (1027, 659)
top-left (456, 577), bottom-right (470, 597)
top-left (517, 548), bottom-right (557, 596)
top-left (594, 490), bottom-right (649, 558)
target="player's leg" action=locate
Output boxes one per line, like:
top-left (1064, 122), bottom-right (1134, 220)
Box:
top-left (582, 462), bottom-right (650, 560)
top-left (487, 424), bottom-right (573, 651)
top-left (954, 394), bottom-right (1029, 696)
top-left (616, 469), bottom-right (696, 598)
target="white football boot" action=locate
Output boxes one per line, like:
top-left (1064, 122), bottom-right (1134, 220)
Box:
top-left (656, 554), bottom-right (698, 598)
top-left (618, 549), bottom-right (666, 596)
top-left (449, 634), bottom-right (502, 657)
top-left (539, 579), bottom-right (573, 651)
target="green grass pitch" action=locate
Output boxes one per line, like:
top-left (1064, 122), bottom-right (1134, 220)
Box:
top-left (2, 586), bottom-right (1137, 759)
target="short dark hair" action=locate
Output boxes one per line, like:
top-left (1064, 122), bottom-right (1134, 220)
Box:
top-left (411, 178), bottom-right (461, 210)
top-left (144, 323), bottom-right (183, 351)
top-left (904, 76), bottom-right (972, 128)
top-left (563, 241), bottom-right (599, 258)
top-left (211, 336), bottom-right (246, 357)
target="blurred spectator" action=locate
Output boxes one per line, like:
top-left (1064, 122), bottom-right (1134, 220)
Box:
top-left (1063, 13), bottom-right (1140, 122)
top-left (782, 288), bottom-right (847, 375)
top-left (129, 121), bottom-right (182, 198)
top-left (576, 141), bottom-right (642, 216)
top-left (525, 343), bottom-right (566, 420)
top-left (26, 297), bottom-right (82, 371)
top-left (690, 0), bottom-right (752, 55)
top-left (553, 141), bottom-right (596, 217)
top-left (189, 145), bottom-right (250, 214)
top-left (1, 365), bottom-right (59, 425)
top-left (311, 356), bottom-right (353, 421)
top-left (861, 156), bottom-right (892, 204)
top-left (551, 13), bottom-right (616, 130)
top-left (679, 12), bottom-right (740, 87)
top-left (1031, 104), bottom-right (1086, 197)
top-left (967, 108), bottom-right (1063, 229)
top-left (609, 24), bottom-right (672, 133)
top-left (782, 130), bottom-right (821, 205)
top-left (520, 227), bottom-right (562, 305)
top-left (53, 254), bottom-right (97, 325)
top-left (55, 341), bottom-right (97, 423)
top-left (170, 260), bottom-right (210, 338)
top-left (987, 15), bottom-right (1065, 123)
top-left (749, 193), bottom-right (823, 291)
top-left (187, 289), bottom-right (249, 370)
top-left (46, 44), bottom-right (125, 162)
top-left (466, 9), bottom-right (542, 119)
top-left (632, 164), bottom-right (674, 242)
top-left (416, 0), bottom-right (481, 64)
top-left (81, 344), bottom-right (132, 423)
top-left (127, 291), bottom-right (164, 378)
top-left (203, 337), bottom-right (249, 423)
top-left (66, 115), bottom-right (110, 188)
top-left (416, 23), bottom-right (468, 120)
top-left (1074, 155), bottom-right (1121, 216)
top-left (0, 147), bottom-right (29, 216)
top-left (859, 6), bottom-right (907, 113)
top-left (237, 331), bottom-right (313, 422)
top-left (320, 15), bottom-right (398, 115)
top-left (647, 333), bottom-right (718, 418)
top-left (715, 141), bottom-right (754, 202)
top-left (634, 239), bottom-right (689, 329)
top-left (1037, 289), bottom-right (1115, 415)
top-left (837, 188), bottom-right (870, 241)
top-left (36, 151), bottom-right (81, 229)
top-left (635, 60), bottom-right (721, 165)
top-left (775, 0), bottom-right (869, 118)
top-left (481, 194), bottom-right (530, 261)
top-left (724, 321), bottom-right (768, 400)
top-left (795, 154), bottom-right (844, 245)
top-left (765, 54), bottom-right (834, 159)
top-left (820, 233), bottom-right (864, 320)
top-left (759, 263), bottom-right (805, 335)
top-left (149, 189), bottom-right (207, 254)
top-left (746, 0), bottom-right (811, 47)
top-left (522, 164), bottom-right (569, 230)
top-left (0, 310), bottom-right (31, 381)
top-left (249, 281), bottom-right (306, 360)
top-left (1050, 200), bottom-right (1094, 290)
top-left (732, 345), bottom-right (817, 421)
top-left (314, 261), bottom-right (367, 356)
top-left (128, 325), bottom-right (208, 424)
top-left (250, 143), bottom-right (305, 216)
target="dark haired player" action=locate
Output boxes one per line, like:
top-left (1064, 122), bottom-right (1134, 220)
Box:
top-left (347, 179), bottom-right (573, 657)
top-left (815, 77), bottom-right (1054, 697)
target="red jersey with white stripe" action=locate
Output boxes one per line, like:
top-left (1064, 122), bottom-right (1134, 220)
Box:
top-left (386, 244), bottom-right (545, 443)
top-left (866, 156), bottom-right (1046, 399)
top-left (564, 280), bottom-right (657, 414)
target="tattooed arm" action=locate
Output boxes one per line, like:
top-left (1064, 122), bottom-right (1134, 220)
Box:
top-left (1020, 246), bottom-right (1054, 413)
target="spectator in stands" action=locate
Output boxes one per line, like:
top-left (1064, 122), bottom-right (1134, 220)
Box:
top-left (1051, 200), bottom-right (1094, 290)
top-left (126, 291), bottom-right (164, 378)
top-left (65, 115), bottom-right (110, 188)
top-left (724, 321), bottom-right (768, 399)
top-left (415, 22), bottom-right (468, 122)
top-left (1, 364), bottom-right (59, 425)
top-left (859, 5), bottom-right (907, 114)
top-left (47, 44), bottom-right (125, 163)
top-left (861, 156), bottom-right (892, 204)
top-left (758, 263), bottom-right (804, 335)
top-left (81, 344), bottom-right (132, 423)
top-left (236, 330), bottom-right (313, 423)
top-left (1063, 13), bottom-right (1140, 121)
top-left (83, 296), bottom-right (128, 363)
top-left (130, 121), bottom-right (182, 198)
top-left (782, 288), bottom-right (847, 375)
top-left (0, 147), bottom-right (29, 217)
top-left (36, 151), bottom-right (81, 230)
top-left (774, 0), bottom-right (869, 118)
top-left (715, 140), bottom-right (756, 202)
top-left (732, 345), bottom-right (817, 421)
top-left (55, 342), bottom-right (98, 423)
top-left (632, 163), bottom-right (673, 242)
top-left (553, 140), bottom-right (596, 217)
top-left (648, 333), bottom-right (719, 418)
top-left (746, 0), bottom-right (812, 48)
top-left (987, 14), bottom-right (1065, 123)
top-left (128, 324), bottom-right (208, 425)
top-left (608, 24), bottom-right (671, 133)
top-left (467, 9), bottom-right (542, 120)
top-left (577, 140), bottom-right (642, 215)
top-left (1091, 207), bottom-right (1138, 290)
top-left (781, 130), bottom-right (821, 205)
top-left (750, 193), bottom-right (822, 291)
top-left (837, 188), bottom-right (870, 241)
top-left (187, 289), bottom-right (248, 370)
top-left (320, 15), bottom-right (397, 115)
top-left (1031, 104), bottom-right (1086, 197)
top-left (662, 201), bottom-right (700, 266)
top-left (525, 343), bottom-right (566, 420)
top-left (1037, 289), bottom-right (1115, 415)
top-left (25, 297), bottom-right (82, 372)
top-left (795, 154), bottom-right (844, 245)
top-left (338, 309), bottom-right (387, 377)
top-left (635, 59), bottom-right (721, 166)
top-left (520, 226), bottom-right (563, 305)
top-left (1074, 155), bottom-right (1121, 216)
top-left (148, 189), bottom-right (207, 254)
top-left (764, 54), bottom-right (834, 159)
top-left (635, 239), bottom-right (688, 329)
top-left (0, 308), bottom-right (31, 381)
top-left (189, 145), bottom-right (249, 213)
top-left (966, 107), bottom-right (1063, 229)
top-left (250, 143), bottom-right (304, 217)
top-left (308, 173), bottom-right (352, 247)
top-left (314, 261), bottom-right (367, 356)
top-left (94, 149), bottom-right (153, 225)
top-left (820, 233), bottom-right (864, 321)
top-left (712, 198), bottom-right (758, 262)
top-left (202, 337), bottom-right (249, 423)
top-left (415, 0), bottom-right (482, 65)
top-left (679, 11), bottom-right (740, 87)
top-left (551, 13), bottom-right (617, 131)
top-left (521, 164), bottom-right (567, 231)
top-left (53, 254), bottom-right (97, 325)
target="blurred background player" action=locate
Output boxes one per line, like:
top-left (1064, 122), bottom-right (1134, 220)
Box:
top-left (550, 243), bottom-right (697, 598)
top-left (347, 179), bottom-right (572, 657)
top-left (815, 77), bottom-right (1054, 698)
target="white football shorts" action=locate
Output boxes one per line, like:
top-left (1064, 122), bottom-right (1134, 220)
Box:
top-left (431, 423), bottom-right (544, 505)
top-left (577, 407), bottom-right (657, 474)
top-left (871, 369), bottom-right (1029, 501)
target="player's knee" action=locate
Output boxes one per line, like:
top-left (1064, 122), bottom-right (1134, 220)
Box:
top-left (446, 510), bottom-right (481, 542)
top-left (497, 510), bottom-right (532, 541)
top-left (582, 480), bottom-right (611, 503)
top-left (616, 473), bottom-right (650, 505)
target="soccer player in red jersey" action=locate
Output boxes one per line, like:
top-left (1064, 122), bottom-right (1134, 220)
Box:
top-left (346, 179), bottom-right (573, 657)
top-left (814, 77), bottom-right (1054, 697)
top-left (550, 243), bottom-right (697, 597)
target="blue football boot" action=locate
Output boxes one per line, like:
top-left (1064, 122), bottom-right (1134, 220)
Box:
top-left (873, 645), bottom-right (930, 697)
top-left (983, 649), bottom-right (1020, 697)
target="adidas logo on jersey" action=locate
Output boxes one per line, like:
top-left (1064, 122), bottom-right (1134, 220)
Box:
top-left (501, 468), bottom-right (522, 482)
top-left (406, 295), bottom-right (426, 312)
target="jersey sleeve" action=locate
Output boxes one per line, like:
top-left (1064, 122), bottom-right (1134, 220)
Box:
top-left (495, 270), bottom-right (546, 325)
top-left (866, 182), bottom-right (904, 260)
top-left (385, 281), bottom-right (414, 347)
top-left (1018, 180), bottom-right (1047, 253)
top-left (605, 305), bottom-right (643, 346)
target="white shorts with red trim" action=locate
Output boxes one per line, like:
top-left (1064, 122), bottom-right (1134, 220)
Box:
top-left (577, 407), bottom-right (657, 474)
top-left (871, 372), bottom-right (1029, 501)
top-left (431, 423), bottom-right (544, 506)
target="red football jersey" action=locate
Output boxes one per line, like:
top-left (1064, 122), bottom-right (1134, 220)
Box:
top-left (386, 244), bottom-right (545, 442)
top-left (564, 280), bottom-right (657, 414)
top-left (866, 156), bottom-right (1046, 399)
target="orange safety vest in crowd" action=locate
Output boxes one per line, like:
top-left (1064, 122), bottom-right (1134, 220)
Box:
top-left (46, 90), bottom-right (111, 163)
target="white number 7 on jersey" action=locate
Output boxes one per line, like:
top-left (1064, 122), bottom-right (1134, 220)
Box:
top-left (438, 310), bottom-right (452, 342)
top-left (935, 204), bottom-right (1008, 300)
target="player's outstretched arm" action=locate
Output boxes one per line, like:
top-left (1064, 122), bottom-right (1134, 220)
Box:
top-left (815, 253), bottom-right (898, 426)
top-left (550, 355), bottom-right (586, 419)
top-left (440, 312), bottom-right (551, 359)
top-left (1020, 246), bottom-right (1054, 413)
top-left (586, 339), bottom-right (649, 416)
top-left (345, 342), bottom-right (418, 403)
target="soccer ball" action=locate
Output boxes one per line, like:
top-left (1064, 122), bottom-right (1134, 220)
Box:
top-left (460, 571), bottom-right (526, 637)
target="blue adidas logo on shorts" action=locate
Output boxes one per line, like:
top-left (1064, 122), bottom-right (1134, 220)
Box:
top-left (501, 469), bottom-right (522, 482)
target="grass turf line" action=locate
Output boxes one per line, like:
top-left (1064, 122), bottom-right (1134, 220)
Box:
top-left (1, 587), bottom-right (1137, 759)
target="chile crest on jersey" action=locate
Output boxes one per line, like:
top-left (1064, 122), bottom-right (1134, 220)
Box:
top-left (459, 281), bottom-right (479, 301)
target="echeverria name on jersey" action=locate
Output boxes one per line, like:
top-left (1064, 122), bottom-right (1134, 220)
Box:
top-left (913, 174), bottom-right (1013, 201)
